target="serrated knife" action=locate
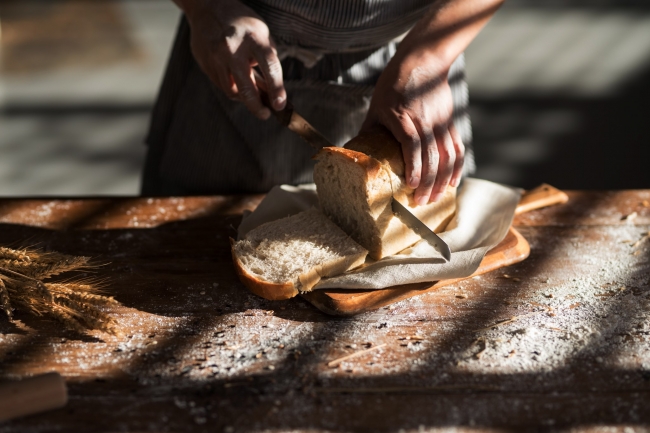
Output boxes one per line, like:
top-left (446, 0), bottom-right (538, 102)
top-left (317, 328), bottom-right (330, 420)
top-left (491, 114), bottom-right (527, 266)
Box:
top-left (254, 70), bottom-right (451, 260)
top-left (391, 198), bottom-right (451, 261)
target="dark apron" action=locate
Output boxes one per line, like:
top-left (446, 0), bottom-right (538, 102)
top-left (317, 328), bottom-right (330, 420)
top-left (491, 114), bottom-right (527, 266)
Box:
top-left (142, 17), bottom-right (473, 195)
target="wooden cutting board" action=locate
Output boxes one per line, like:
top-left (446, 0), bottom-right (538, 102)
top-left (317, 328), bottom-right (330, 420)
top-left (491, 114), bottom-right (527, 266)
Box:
top-left (301, 184), bottom-right (568, 316)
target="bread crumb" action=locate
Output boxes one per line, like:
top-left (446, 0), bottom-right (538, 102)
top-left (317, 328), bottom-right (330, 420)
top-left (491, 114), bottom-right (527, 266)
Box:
top-left (622, 212), bottom-right (638, 222)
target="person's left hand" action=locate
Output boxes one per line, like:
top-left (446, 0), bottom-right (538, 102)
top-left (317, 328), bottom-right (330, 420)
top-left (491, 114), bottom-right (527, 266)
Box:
top-left (362, 54), bottom-right (465, 206)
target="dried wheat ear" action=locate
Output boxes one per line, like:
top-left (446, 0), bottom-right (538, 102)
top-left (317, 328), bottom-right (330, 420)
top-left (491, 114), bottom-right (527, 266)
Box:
top-left (0, 246), bottom-right (120, 335)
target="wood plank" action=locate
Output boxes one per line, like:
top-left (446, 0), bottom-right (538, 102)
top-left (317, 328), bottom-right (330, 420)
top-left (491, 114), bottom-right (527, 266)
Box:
top-left (0, 191), bottom-right (649, 432)
top-left (514, 190), bottom-right (650, 227)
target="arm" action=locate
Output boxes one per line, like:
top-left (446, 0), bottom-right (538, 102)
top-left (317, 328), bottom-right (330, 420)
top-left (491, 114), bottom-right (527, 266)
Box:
top-left (171, 0), bottom-right (286, 119)
top-left (363, 0), bottom-right (505, 205)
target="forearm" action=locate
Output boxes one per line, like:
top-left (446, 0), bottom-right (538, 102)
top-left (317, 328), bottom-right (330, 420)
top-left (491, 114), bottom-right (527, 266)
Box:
top-left (396, 0), bottom-right (505, 72)
top-left (365, 0), bottom-right (503, 204)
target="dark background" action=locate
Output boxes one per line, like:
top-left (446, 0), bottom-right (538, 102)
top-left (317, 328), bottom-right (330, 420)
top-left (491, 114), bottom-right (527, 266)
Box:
top-left (0, 0), bottom-right (649, 195)
top-left (470, 0), bottom-right (650, 189)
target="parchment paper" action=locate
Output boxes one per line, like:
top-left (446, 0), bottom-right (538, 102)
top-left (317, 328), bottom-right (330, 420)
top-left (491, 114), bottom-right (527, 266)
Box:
top-left (237, 178), bottom-right (521, 290)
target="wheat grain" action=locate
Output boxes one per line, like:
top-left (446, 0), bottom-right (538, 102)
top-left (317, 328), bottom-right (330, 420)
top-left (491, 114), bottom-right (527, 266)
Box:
top-left (6, 281), bottom-right (50, 316)
top-left (0, 247), bottom-right (32, 262)
top-left (47, 284), bottom-right (119, 306)
top-left (0, 260), bottom-right (45, 279)
top-left (0, 259), bottom-right (31, 268)
top-left (50, 304), bottom-right (87, 334)
top-left (54, 295), bottom-right (117, 334)
top-left (0, 277), bottom-right (13, 320)
top-left (0, 256), bottom-right (90, 280)
top-left (36, 256), bottom-right (90, 279)
top-left (0, 246), bottom-right (119, 334)
top-left (48, 281), bottom-right (101, 293)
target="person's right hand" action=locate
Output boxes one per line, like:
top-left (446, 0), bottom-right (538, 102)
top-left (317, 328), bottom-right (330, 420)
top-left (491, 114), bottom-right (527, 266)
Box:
top-left (183, 0), bottom-right (286, 119)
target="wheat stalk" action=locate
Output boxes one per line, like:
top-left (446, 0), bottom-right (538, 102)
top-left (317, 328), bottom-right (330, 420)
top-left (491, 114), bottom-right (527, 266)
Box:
top-left (0, 247), bottom-right (32, 262)
top-left (0, 255), bottom-right (90, 279)
top-left (49, 304), bottom-right (88, 334)
top-left (47, 284), bottom-right (119, 306)
top-left (0, 277), bottom-right (13, 320)
top-left (0, 246), bottom-right (119, 334)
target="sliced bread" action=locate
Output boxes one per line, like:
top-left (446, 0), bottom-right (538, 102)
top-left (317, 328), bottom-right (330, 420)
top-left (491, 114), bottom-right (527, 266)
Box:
top-left (313, 128), bottom-right (457, 260)
top-left (231, 207), bottom-right (368, 300)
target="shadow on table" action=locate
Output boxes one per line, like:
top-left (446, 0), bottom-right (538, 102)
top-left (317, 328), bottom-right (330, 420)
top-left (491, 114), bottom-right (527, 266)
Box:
top-left (0, 165), bottom-right (648, 431)
top-left (0, 199), bottom-right (648, 430)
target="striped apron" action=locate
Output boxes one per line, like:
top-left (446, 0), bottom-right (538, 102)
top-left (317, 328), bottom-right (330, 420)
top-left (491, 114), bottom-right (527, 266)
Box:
top-left (142, 0), bottom-right (474, 195)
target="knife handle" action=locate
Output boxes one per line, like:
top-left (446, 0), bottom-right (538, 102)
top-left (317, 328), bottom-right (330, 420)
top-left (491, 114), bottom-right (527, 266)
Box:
top-left (515, 183), bottom-right (569, 215)
top-left (252, 69), bottom-right (293, 126)
top-left (252, 69), bottom-right (332, 150)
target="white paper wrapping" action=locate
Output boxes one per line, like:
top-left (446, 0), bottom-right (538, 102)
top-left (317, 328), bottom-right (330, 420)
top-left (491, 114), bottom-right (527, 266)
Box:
top-left (237, 178), bottom-right (521, 290)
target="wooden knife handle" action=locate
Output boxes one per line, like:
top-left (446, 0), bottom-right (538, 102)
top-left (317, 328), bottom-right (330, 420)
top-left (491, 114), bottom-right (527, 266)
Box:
top-left (252, 69), bottom-right (294, 125)
top-left (0, 372), bottom-right (67, 422)
top-left (515, 183), bottom-right (569, 215)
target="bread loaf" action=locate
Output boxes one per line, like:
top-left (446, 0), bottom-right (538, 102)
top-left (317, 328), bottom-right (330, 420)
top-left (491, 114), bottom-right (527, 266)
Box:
top-left (313, 128), bottom-right (456, 260)
top-left (231, 207), bottom-right (368, 300)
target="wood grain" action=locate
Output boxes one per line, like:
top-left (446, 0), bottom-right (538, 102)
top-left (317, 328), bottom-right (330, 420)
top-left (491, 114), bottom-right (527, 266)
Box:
top-left (0, 190), bottom-right (648, 432)
top-left (515, 183), bottom-right (569, 215)
top-left (0, 372), bottom-right (67, 422)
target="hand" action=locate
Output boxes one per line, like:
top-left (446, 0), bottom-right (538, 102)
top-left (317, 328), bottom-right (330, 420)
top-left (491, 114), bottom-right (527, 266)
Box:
top-left (362, 55), bottom-right (464, 206)
top-left (184, 0), bottom-right (286, 119)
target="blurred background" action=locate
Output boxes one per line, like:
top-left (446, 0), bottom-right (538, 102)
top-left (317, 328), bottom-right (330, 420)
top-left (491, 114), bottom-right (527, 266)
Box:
top-left (0, 0), bottom-right (648, 196)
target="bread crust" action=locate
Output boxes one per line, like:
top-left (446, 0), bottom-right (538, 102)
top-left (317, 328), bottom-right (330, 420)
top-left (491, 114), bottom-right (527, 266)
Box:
top-left (314, 127), bottom-right (457, 260)
top-left (231, 227), bottom-right (367, 300)
top-left (344, 126), bottom-right (406, 177)
top-left (230, 238), bottom-right (299, 300)
top-left (315, 147), bottom-right (384, 180)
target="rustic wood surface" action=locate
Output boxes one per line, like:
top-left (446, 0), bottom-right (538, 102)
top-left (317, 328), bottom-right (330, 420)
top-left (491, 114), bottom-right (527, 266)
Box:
top-left (0, 191), bottom-right (649, 432)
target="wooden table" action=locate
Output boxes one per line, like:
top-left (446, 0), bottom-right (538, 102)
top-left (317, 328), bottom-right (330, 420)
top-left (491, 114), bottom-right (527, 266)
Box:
top-left (0, 192), bottom-right (649, 432)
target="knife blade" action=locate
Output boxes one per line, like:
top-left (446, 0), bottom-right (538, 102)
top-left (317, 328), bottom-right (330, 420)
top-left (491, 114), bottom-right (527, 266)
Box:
top-left (391, 198), bottom-right (452, 261)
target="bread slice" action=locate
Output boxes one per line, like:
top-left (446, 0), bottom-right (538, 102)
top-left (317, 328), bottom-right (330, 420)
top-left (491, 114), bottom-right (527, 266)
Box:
top-left (313, 128), bottom-right (456, 260)
top-left (231, 208), bottom-right (368, 300)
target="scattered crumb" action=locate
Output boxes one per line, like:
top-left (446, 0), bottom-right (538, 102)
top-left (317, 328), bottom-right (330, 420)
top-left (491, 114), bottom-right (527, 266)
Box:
top-left (622, 212), bottom-right (638, 223)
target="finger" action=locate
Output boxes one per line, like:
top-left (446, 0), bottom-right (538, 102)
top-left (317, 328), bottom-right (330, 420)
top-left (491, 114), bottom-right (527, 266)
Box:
top-left (230, 60), bottom-right (271, 120)
top-left (414, 125), bottom-right (438, 206)
top-left (449, 122), bottom-right (465, 187)
top-left (387, 114), bottom-right (422, 193)
top-left (199, 58), bottom-right (231, 98)
top-left (216, 65), bottom-right (238, 100)
top-left (254, 45), bottom-right (286, 111)
top-left (429, 127), bottom-right (455, 203)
